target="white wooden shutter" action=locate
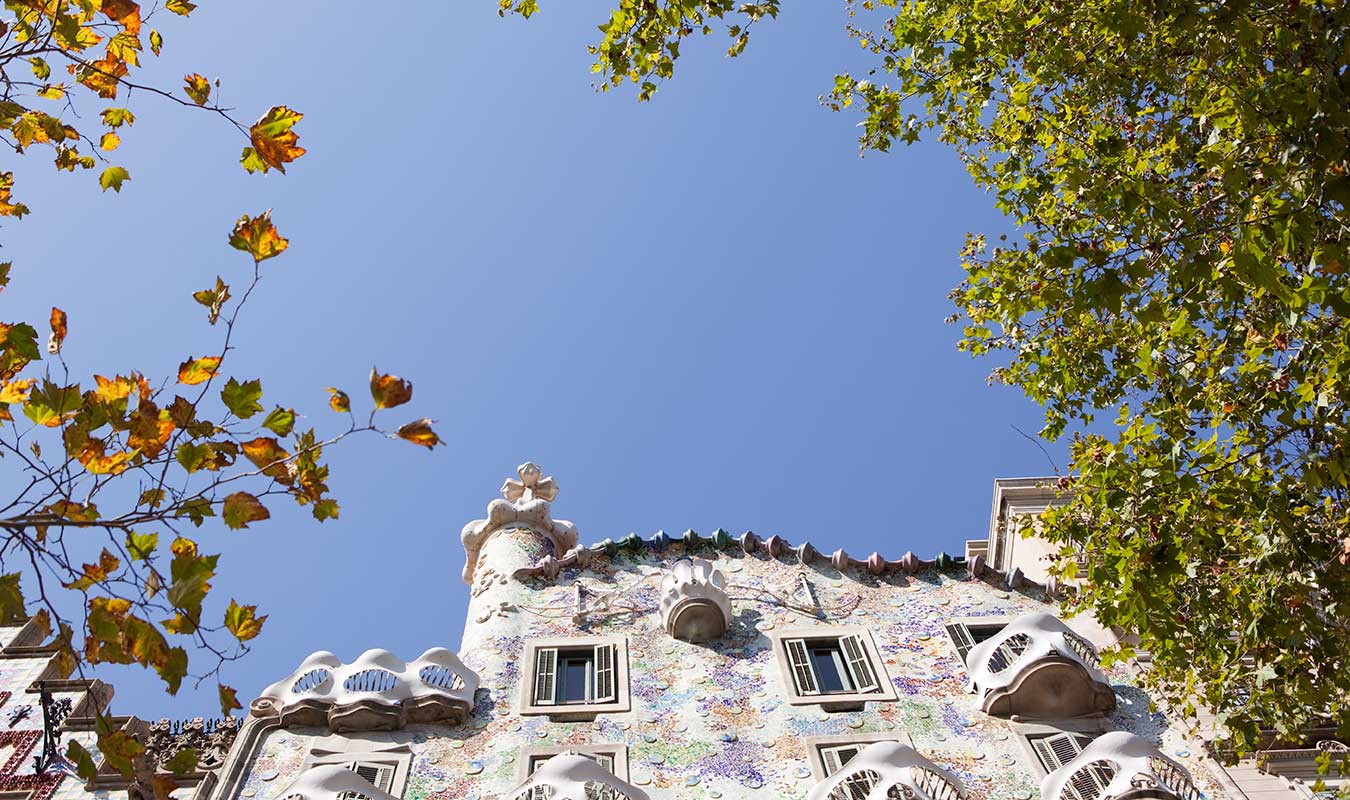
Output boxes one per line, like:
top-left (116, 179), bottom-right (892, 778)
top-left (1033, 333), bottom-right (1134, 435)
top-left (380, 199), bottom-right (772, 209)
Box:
top-left (534, 647), bottom-right (558, 706)
top-left (349, 762), bottom-right (396, 794)
top-left (821, 744), bottom-right (862, 776)
top-left (784, 638), bottom-right (818, 695)
top-left (1032, 733), bottom-right (1093, 773)
top-left (840, 634), bottom-right (879, 693)
top-left (593, 643), bottom-right (616, 703)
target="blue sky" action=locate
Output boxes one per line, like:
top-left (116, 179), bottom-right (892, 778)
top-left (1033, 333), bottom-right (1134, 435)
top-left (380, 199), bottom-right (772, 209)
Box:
top-left (4, 2), bottom-right (1060, 719)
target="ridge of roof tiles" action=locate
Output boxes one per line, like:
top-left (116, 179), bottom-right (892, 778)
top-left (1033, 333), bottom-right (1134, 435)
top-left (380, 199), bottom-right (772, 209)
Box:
top-left (514, 528), bottom-right (1061, 597)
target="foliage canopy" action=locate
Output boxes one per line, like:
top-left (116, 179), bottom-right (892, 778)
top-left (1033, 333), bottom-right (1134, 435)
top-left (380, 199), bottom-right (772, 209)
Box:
top-left (499, 0), bottom-right (1350, 760)
top-left (0, 1), bottom-right (441, 791)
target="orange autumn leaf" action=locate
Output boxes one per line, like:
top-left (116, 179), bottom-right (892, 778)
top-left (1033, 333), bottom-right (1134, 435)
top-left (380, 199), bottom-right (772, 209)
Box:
top-left (127, 411), bottom-right (173, 459)
top-left (183, 73), bottom-right (210, 106)
top-left (326, 387), bottom-right (350, 413)
top-left (0, 173), bottom-right (30, 219)
top-left (79, 57), bottom-right (128, 99)
top-left (176, 356), bottom-right (221, 385)
top-left (101, 0), bottom-right (142, 34)
top-left (241, 436), bottom-right (292, 483)
top-left (48, 307), bottom-right (67, 354)
top-left (78, 440), bottom-right (135, 475)
top-left (396, 418), bottom-right (442, 450)
top-left (242, 106), bottom-right (306, 174)
top-left (93, 374), bottom-right (134, 403)
top-left (228, 212), bottom-right (288, 262)
top-left (369, 368), bottom-right (412, 409)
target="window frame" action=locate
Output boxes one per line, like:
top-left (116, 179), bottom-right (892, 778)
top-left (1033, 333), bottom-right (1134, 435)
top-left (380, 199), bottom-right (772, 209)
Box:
top-left (1012, 719), bottom-right (1113, 779)
top-left (804, 732), bottom-right (914, 782)
top-left (301, 738), bottom-right (413, 799)
top-left (516, 743), bottom-right (630, 783)
top-left (519, 635), bottom-right (630, 718)
top-left (772, 627), bottom-right (896, 710)
top-left (945, 615), bottom-right (1019, 667)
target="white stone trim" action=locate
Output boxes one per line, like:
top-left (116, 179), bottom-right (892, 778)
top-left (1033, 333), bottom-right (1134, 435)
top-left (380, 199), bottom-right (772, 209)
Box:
top-left (804, 732), bottom-right (916, 781)
top-left (770, 626), bottom-right (897, 710)
top-left (516, 743), bottom-right (630, 783)
top-left (505, 752), bottom-right (649, 800)
top-left (518, 635), bottom-right (631, 718)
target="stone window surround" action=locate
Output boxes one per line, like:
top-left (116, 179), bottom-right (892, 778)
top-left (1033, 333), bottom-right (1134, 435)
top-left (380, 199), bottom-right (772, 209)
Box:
top-left (769, 626), bottom-right (897, 710)
top-left (299, 735), bottom-right (414, 799)
top-left (518, 635), bottom-right (631, 718)
top-left (803, 731), bottom-right (917, 782)
top-left (516, 743), bottom-right (630, 783)
top-left (1011, 718), bottom-right (1115, 779)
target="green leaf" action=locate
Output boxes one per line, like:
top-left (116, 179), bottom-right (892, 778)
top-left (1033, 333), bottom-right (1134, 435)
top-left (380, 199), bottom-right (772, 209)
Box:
top-left (164, 747), bottom-right (198, 775)
top-left (220, 377), bottom-right (263, 419)
top-left (66, 739), bottom-right (99, 782)
top-left (98, 166), bottom-right (130, 193)
top-left (125, 530), bottom-right (158, 561)
top-left (261, 406), bottom-right (295, 436)
top-left (0, 574), bottom-right (25, 624)
top-left (224, 599), bottom-right (266, 641)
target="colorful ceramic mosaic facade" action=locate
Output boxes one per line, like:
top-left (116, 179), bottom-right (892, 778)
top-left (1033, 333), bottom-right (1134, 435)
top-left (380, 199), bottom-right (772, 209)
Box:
top-left (200, 465), bottom-right (1246, 800)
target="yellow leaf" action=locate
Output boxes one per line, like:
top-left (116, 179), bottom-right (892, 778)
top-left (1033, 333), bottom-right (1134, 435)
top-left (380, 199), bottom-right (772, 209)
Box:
top-left (0, 379), bottom-right (33, 404)
top-left (183, 73), bottom-right (210, 106)
top-left (99, 131), bottom-right (120, 151)
top-left (228, 212), bottom-right (288, 262)
top-left (397, 418), bottom-right (442, 450)
top-left (369, 368), bottom-right (412, 409)
top-left (93, 374), bottom-right (134, 402)
top-left (176, 355), bottom-right (221, 385)
top-left (326, 387), bottom-right (350, 413)
top-left (243, 106), bottom-right (306, 174)
top-left (223, 599), bottom-right (266, 641)
top-left (36, 85), bottom-right (65, 101)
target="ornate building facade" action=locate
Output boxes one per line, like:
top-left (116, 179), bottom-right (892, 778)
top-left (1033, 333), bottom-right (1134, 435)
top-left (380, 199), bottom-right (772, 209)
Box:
top-left (0, 466), bottom-right (1340, 800)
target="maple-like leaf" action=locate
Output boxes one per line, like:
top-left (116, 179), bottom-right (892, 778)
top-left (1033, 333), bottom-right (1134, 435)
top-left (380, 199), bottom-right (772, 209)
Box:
top-left (397, 418), bottom-right (442, 450)
top-left (229, 212), bottom-right (288, 262)
top-left (222, 492), bottom-right (269, 529)
top-left (177, 355), bottom-right (221, 385)
top-left (79, 57), bottom-right (128, 99)
top-left (183, 73), bottom-right (210, 106)
top-left (369, 368), bottom-right (412, 409)
top-left (99, 166), bottom-right (130, 193)
top-left (242, 106), bottom-right (306, 174)
top-left (224, 599), bottom-right (266, 641)
top-left (218, 684), bottom-right (242, 716)
top-left (47, 307), bottom-right (67, 354)
top-left (192, 276), bottom-right (230, 324)
top-left (99, 132), bottom-right (120, 151)
top-left (0, 173), bottom-right (31, 218)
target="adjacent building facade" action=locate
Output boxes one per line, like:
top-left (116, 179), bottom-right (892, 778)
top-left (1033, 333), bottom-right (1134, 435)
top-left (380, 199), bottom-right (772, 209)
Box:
top-left (0, 467), bottom-right (1340, 800)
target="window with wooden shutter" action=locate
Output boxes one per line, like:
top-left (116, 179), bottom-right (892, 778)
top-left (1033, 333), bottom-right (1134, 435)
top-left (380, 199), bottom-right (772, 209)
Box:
top-left (1030, 732), bottom-right (1098, 773)
top-left (946, 621), bottom-right (1010, 665)
top-left (839, 634), bottom-right (879, 693)
top-left (593, 644), bottom-right (615, 703)
top-left (345, 761), bottom-right (397, 797)
top-left (785, 638), bottom-right (819, 695)
top-left (820, 744), bottom-right (864, 776)
top-left (534, 647), bottom-right (558, 706)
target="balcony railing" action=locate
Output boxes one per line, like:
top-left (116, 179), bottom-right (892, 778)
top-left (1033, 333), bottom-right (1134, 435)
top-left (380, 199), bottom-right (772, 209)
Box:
top-left (1042, 733), bottom-right (1200, 800)
top-left (808, 741), bottom-right (967, 800)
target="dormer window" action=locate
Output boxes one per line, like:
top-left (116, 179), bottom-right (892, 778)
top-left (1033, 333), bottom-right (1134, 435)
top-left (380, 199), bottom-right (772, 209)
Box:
top-left (520, 636), bottom-right (630, 717)
top-left (773, 627), bottom-right (896, 710)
